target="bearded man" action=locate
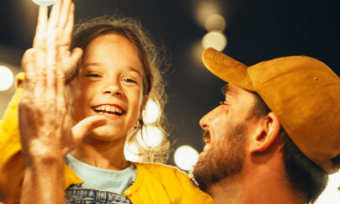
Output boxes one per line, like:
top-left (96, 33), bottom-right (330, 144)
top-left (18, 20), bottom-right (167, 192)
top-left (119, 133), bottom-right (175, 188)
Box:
top-left (193, 48), bottom-right (340, 204)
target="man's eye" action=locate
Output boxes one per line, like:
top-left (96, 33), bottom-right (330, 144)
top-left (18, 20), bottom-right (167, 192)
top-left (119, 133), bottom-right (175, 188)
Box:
top-left (123, 78), bottom-right (137, 83)
top-left (219, 101), bottom-right (228, 105)
top-left (85, 74), bottom-right (101, 77)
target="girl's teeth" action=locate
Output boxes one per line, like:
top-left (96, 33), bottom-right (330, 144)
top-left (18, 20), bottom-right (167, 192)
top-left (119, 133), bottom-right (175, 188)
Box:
top-left (95, 105), bottom-right (123, 114)
top-left (103, 112), bottom-right (116, 116)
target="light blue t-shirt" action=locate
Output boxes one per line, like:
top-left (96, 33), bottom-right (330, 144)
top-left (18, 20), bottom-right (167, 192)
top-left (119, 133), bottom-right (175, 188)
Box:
top-left (64, 153), bottom-right (137, 195)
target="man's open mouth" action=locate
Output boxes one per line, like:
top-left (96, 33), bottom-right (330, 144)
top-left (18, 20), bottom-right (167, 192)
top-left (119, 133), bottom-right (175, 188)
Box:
top-left (92, 105), bottom-right (125, 116)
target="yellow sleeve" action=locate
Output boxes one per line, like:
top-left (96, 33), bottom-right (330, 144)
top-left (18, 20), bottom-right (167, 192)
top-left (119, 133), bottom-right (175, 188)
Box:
top-left (172, 167), bottom-right (214, 204)
top-left (130, 163), bottom-right (214, 204)
top-left (0, 73), bottom-right (26, 203)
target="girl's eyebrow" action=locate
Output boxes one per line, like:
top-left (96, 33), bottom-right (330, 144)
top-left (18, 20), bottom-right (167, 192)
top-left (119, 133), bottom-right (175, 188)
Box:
top-left (83, 62), bottom-right (102, 67)
top-left (127, 66), bottom-right (142, 77)
top-left (83, 63), bottom-right (142, 77)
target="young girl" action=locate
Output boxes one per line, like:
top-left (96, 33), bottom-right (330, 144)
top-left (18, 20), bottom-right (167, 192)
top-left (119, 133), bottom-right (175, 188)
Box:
top-left (0, 0), bottom-right (213, 203)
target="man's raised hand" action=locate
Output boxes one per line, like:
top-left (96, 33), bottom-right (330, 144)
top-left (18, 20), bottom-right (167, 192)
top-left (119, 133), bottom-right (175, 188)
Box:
top-left (19, 0), bottom-right (107, 164)
top-left (33, 0), bottom-right (83, 78)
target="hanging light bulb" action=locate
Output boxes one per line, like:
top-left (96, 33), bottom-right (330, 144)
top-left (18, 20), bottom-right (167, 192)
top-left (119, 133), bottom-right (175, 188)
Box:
top-left (32, 0), bottom-right (57, 6)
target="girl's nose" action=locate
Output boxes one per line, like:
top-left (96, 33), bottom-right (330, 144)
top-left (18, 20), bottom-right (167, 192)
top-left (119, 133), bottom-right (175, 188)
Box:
top-left (101, 83), bottom-right (122, 96)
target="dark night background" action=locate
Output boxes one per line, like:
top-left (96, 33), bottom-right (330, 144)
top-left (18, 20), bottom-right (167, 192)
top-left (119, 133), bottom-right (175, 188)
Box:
top-left (0, 0), bottom-right (339, 167)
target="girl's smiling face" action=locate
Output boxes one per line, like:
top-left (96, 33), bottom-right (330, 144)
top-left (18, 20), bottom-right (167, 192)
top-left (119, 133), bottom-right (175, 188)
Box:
top-left (70, 33), bottom-right (146, 141)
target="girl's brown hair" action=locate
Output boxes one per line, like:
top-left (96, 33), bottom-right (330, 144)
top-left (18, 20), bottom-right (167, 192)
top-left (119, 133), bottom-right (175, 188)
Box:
top-left (67, 15), bottom-right (170, 163)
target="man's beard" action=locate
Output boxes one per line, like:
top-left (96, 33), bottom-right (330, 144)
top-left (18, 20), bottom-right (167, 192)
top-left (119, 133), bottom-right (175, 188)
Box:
top-left (192, 123), bottom-right (248, 192)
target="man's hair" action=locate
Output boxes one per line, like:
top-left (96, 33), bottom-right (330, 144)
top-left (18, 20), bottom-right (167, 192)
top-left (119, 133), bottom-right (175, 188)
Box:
top-left (250, 93), bottom-right (332, 203)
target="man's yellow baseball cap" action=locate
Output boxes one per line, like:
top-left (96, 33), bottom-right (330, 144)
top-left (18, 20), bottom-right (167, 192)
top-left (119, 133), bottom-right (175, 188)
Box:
top-left (202, 47), bottom-right (340, 174)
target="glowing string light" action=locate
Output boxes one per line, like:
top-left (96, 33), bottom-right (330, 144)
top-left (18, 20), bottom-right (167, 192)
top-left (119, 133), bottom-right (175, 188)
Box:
top-left (136, 126), bottom-right (163, 148)
top-left (32, 0), bottom-right (57, 6)
top-left (202, 31), bottom-right (227, 51)
top-left (315, 172), bottom-right (340, 204)
top-left (124, 143), bottom-right (139, 162)
top-left (204, 14), bottom-right (226, 31)
top-left (0, 66), bottom-right (14, 91)
top-left (174, 145), bottom-right (199, 171)
top-left (143, 100), bottom-right (160, 124)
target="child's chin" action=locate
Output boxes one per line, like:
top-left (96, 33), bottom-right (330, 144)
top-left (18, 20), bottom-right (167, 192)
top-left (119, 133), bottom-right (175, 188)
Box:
top-left (89, 127), bottom-right (127, 142)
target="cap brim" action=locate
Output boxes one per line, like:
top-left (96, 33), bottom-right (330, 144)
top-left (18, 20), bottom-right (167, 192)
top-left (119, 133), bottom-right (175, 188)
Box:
top-left (202, 48), bottom-right (256, 92)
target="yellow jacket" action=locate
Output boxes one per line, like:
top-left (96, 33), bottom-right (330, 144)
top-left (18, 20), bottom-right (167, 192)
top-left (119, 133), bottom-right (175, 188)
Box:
top-left (0, 73), bottom-right (214, 204)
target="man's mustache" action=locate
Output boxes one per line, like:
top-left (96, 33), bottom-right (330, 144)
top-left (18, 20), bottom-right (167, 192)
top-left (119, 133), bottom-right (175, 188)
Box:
top-left (203, 131), bottom-right (211, 141)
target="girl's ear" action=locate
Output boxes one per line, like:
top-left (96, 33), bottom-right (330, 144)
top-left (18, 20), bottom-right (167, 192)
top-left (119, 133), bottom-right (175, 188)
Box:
top-left (248, 112), bottom-right (281, 154)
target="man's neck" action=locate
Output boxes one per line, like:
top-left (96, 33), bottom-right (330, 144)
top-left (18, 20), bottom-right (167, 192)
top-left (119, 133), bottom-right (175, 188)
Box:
top-left (206, 165), bottom-right (307, 204)
top-left (206, 175), bottom-right (243, 204)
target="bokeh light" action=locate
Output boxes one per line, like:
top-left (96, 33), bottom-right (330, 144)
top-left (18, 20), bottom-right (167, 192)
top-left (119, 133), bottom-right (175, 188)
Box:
top-left (32, 0), bottom-right (57, 6)
top-left (204, 14), bottom-right (226, 31)
top-left (202, 31), bottom-right (227, 51)
top-left (315, 172), bottom-right (340, 204)
top-left (0, 66), bottom-right (14, 91)
top-left (136, 126), bottom-right (163, 148)
top-left (196, 1), bottom-right (221, 28)
top-left (124, 143), bottom-right (140, 162)
top-left (192, 41), bottom-right (205, 65)
top-left (174, 145), bottom-right (199, 171)
top-left (143, 100), bottom-right (160, 124)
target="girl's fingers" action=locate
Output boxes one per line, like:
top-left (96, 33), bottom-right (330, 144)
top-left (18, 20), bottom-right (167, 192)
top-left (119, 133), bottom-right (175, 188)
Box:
top-left (71, 116), bottom-right (107, 144)
top-left (58, 0), bottom-right (72, 30)
top-left (45, 31), bottom-right (58, 101)
top-left (33, 6), bottom-right (48, 49)
top-left (47, 0), bottom-right (63, 31)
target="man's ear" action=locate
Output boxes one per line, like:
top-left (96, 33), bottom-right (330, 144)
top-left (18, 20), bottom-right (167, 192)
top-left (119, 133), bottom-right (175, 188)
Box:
top-left (249, 112), bottom-right (281, 154)
top-left (139, 95), bottom-right (149, 120)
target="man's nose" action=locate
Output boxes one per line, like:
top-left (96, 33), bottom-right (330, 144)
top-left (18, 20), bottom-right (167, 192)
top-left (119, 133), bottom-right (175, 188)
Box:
top-left (200, 112), bottom-right (211, 130)
top-left (200, 106), bottom-right (220, 130)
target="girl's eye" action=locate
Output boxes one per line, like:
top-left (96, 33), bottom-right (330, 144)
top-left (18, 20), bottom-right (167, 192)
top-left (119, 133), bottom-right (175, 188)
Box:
top-left (123, 78), bottom-right (137, 83)
top-left (85, 74), bottom-right (101, 78)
